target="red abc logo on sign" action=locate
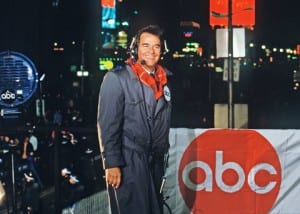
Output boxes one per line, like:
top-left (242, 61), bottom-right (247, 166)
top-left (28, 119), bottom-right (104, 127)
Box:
top-left (178, 130), bottom-right (282, 214)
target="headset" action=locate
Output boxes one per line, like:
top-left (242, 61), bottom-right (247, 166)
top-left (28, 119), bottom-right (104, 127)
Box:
top-left (128, 25), bottom-right (169, 60)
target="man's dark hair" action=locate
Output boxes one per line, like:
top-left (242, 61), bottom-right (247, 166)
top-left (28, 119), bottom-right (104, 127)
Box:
top-left (135, 25), bottom-right (164, 46)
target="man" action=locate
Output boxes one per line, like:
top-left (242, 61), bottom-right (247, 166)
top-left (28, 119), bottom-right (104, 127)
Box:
top-left (20, 136), bottom-right (41, 213)
top-left (20, 135), bottom-right (44, 190)
top-left (28, 129), bottom-right (38, 152)
top-left (97, 25), bottom-right (172, 214)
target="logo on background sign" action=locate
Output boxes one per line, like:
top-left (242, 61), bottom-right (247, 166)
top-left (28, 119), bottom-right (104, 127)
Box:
top-left (0, 90), bottom-right (16, 103)
top-left (178, 129), bottom-right (282, 214)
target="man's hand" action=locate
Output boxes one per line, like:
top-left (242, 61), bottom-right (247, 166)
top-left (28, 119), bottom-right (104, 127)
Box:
top-left (106, 167), bottom-right (121, 189)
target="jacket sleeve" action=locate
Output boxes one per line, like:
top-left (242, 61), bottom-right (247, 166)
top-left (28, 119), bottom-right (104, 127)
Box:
top-left (97, 71), bottom-right (125, 169)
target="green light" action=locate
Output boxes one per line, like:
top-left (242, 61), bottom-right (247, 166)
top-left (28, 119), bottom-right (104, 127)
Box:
top-left (70, 65), bottom-right (77, 72)
top-left (215, 67), bottom-right (223, 72)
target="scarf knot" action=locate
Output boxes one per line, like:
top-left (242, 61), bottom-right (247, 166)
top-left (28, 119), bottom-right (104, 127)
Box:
top-left (127, 58), bottom-right (167, 100)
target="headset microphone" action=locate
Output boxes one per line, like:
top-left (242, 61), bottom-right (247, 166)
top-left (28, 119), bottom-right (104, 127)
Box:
top-left (140, 60), bottom-right (146, 65)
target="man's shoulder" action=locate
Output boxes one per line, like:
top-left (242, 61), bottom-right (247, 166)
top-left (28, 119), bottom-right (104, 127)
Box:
top-left (108, 65), bottom-right (132, 79)
top-left (110, 65), bottom-right (127, 74)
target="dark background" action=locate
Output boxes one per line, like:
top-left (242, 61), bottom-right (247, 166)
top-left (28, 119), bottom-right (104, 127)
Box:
top-left (0, 0), bottom-right (299, 129)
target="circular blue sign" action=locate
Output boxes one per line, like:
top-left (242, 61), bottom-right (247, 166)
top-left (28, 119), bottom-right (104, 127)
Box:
top-left (0, 51), bottom-right (38, 108)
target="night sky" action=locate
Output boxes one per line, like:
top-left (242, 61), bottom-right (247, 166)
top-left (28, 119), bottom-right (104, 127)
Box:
top-left (0, 0), bottom-right (299, 128)
top-left (129, 0), bottom-right (300, 47)
top-left (0, 0), bottom-right (299, 52)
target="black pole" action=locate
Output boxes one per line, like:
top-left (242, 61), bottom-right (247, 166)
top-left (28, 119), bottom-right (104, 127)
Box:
top-left (228, 0), bottom-right (234, 128)
top-left (11, 152), bottom-right (16, 214)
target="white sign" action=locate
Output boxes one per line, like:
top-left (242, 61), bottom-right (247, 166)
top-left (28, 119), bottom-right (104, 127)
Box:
top-left (216, 28), bottom-right (246, 58)
top-left (223, 58), bottom-right (240, 82)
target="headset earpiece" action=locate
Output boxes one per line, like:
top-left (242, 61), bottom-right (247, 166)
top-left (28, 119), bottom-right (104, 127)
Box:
top-left (128, 36), bottom-right (138, 59)
top-left (163, 40), bottom-right (169, 55)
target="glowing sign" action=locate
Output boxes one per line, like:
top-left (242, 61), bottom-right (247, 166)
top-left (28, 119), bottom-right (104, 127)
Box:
top-left (101, 0), bottom-right (115, 7)
top-left (0, 51), bottom-right (38, 108)
top-left (210, 0), bottom-right (255, 27)
top-left (102, 7), bottom-right (116, 29)
top-left (99, 57), bottom-right (123, 71)
top-left (102, 31), bottom-right (116, 49)
top-left (183, 31), bottom-right (193, 38)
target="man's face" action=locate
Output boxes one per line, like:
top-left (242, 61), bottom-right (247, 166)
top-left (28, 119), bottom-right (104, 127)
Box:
top-left (137, 32), bottom-right (161, 71)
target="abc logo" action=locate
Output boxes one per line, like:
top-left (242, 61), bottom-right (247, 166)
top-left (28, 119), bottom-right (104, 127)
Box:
top-left (178, 130), bottom-right (281, 214)
top-left (1, 90), bottom-right (16, 101)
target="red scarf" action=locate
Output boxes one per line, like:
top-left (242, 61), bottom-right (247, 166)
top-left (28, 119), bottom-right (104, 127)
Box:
top-left (127, 58), bottom-right (167, 100)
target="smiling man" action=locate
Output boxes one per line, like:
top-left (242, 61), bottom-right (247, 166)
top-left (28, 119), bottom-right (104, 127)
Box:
top-left (97, 25), bottom-right (172, 214)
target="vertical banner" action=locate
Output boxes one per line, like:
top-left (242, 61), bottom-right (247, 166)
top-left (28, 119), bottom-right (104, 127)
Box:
top-left (210, 0), bottom-right (255, 27)
top-left (101, 0), bottom-right (116, 29)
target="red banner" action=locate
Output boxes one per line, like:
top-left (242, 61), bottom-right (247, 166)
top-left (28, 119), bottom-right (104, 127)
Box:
top-left (101, 0), bottom-right (115, 8)
top-left (210, 0), bottom-right (255, 27)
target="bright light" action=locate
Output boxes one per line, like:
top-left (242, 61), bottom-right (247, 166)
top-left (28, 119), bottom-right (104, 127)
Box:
top-left (286, 48), bottom-right (293, 54)
top-left (77, 71), bottom-right (83, 77)
top-left (121, 21), bottom-right (129, 26)
top-left (118, 31), bottom-right (126, 36)
top-left (53, 47), bottom-right (64, 51)
top-left (208, 63), bottom-right (215, 68)
top-left (76, 71), bottom-right (88, 77)
top-left (215, 66), bottom-right (223, 72)
top-left (107, 19), bottom-right (115, 25)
